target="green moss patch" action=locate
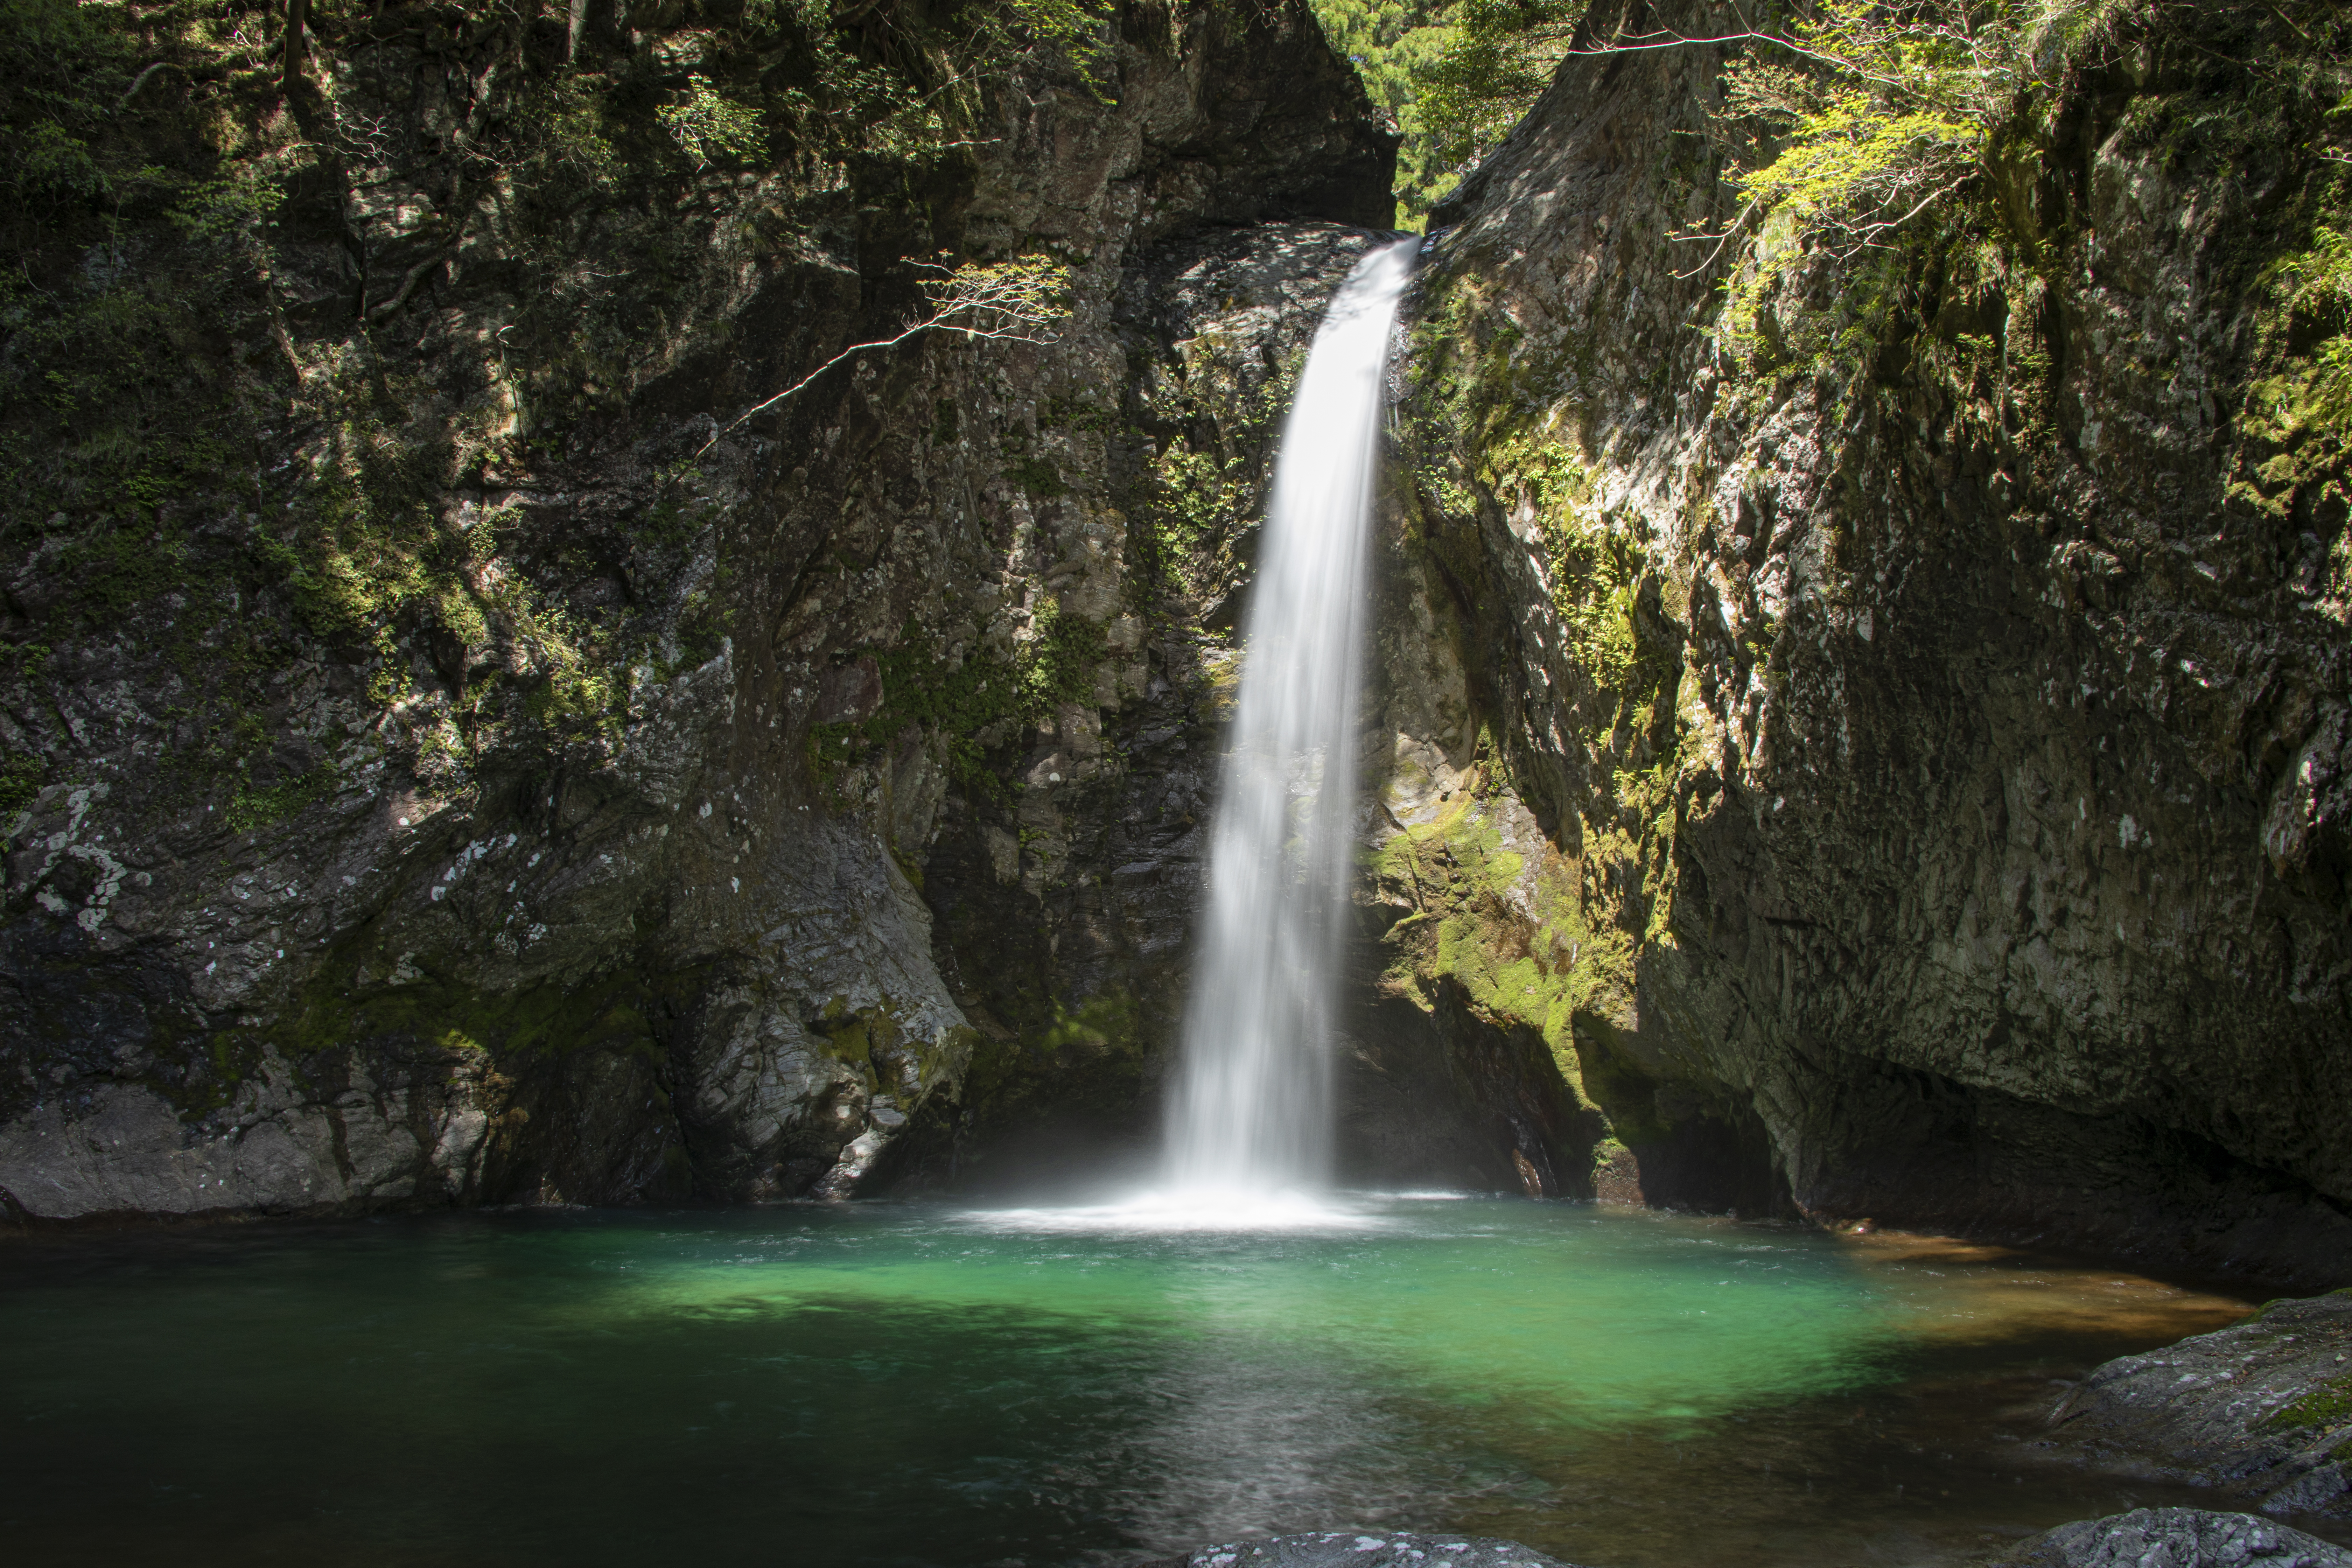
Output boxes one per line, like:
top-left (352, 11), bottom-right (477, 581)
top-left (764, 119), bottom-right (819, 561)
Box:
top-left (1370, 776), bottom-right (1633, 1106)
top-left (1037, 991), bottom-right (1143, 1057)
top-left (225, 763), bottom-right (340, 835)
top-left (812, 600), bottom-right (1108, 795)
top-left (813, 992), bottom-right (973, 1095)
top-left (275, 967), bottom-right (692, 1068)
top-left (2263, 1374), bottom-right (2352, 1438)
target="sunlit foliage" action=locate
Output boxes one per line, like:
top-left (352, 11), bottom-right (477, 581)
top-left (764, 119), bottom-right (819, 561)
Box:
top-left (1714, 2), bottom-right (2117, 256)
top-left (1310, 0), bottom-right (1456, 225)
top-left (2273, 226), bottom-right (2352, 433)
top-left (1310, 0), bottom-right (1590, 227)
top-left (1410, 0), bottom-right (1588, 191)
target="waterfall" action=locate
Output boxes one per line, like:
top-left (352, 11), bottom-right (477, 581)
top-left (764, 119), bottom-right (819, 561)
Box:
top-left (1163, 238), bottom-right (1418, 1200)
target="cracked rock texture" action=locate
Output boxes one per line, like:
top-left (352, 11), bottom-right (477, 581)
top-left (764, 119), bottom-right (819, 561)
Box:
top-left (1995, 1508), bottom-right (2352, 1568)
top-left (886, 219), bottom-right (1570, 1195)
top-left (0, 0), bottom-right (1394, 1221)
top-left (2052, 1289), bottom-right (2352, 1523)
top-left (1365, 0), bottom-right (2352, 1277)
top-left (6, 0), bottom-right (2351, 1300)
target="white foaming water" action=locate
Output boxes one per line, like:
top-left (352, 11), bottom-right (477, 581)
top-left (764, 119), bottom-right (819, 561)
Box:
top-left (1161, 237), bottom-right (1419, 1209)
top-left (964, 1191), bottom-right (1391, 1236)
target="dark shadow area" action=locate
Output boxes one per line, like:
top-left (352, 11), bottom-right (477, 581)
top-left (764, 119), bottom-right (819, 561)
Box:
top-left (1572, 1025), bottom-right (1795, 1217)
top-left (1335, 982), bottom-right (1601, 1197)
top-left (1767, 1050), bottom-right (2352, 1290)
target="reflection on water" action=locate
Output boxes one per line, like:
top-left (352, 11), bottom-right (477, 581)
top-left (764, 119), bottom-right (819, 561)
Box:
top-left (0, 1197), bottom-right (2325, 1568)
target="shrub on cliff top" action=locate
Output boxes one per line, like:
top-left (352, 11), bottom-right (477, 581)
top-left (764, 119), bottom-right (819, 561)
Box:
top-left (1694, 1), bottom-right (2349, 353)
top-left (1412, 0), bottom-right (1589, 183)
top-left (1310, 0), bottom-right (1591, 226)
top-left (1311, 0), bottom-right (1466, 224)
top-left (1694, 0), bottom-right (2120, 349)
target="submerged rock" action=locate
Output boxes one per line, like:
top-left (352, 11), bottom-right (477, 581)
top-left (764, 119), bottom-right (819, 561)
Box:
top-left (1157, 1532), bottom-right (1583, 1568)
top-left (2053, 1289), bottom-right (2352, 1521)
top-left (1995, 1507), bottom-right (2352, 1567)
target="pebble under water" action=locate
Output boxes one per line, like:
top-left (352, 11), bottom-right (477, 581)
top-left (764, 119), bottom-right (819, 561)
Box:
top-left (0, 1196), bottom-right (2310, 1567)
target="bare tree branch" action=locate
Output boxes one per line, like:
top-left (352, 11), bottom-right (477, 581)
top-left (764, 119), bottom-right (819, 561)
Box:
top-left (697, 257), bottom-right (1072, 457)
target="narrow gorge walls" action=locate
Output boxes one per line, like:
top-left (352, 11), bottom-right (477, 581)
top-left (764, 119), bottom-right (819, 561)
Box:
top-left (5, 0), bottom-right (2347, 1288)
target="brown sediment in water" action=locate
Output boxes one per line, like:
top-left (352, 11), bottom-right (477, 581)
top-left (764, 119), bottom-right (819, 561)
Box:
top-left (1832, 1227), bottom-right (2259, 1346)
top-left (1390, 1219), bottom-right (2295, 1568)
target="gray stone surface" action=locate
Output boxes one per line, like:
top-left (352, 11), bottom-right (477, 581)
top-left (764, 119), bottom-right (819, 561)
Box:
top-left (1380, 0), bottom-right (2352, 1273)
top-left (2054, 1289), bottom-right (2352, 1520)
top-left (8, 0), bottom-right (2349, 1292)
top-left (1161, 1532), bottom-right (1582, 1568)
top-left (1995, 1508), bottom-right (2352, 1567)
top-left (0, 0), bottom-right (1394, 1222)
top-left (892, 217), bottom-right (1577, 1197)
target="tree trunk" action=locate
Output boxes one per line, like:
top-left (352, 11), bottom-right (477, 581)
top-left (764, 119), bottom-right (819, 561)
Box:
top-left (282, 0), bottom-right (309, 93)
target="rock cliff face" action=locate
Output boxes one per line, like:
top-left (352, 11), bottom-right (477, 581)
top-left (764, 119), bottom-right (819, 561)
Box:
top-left (1378, 0), bottom-right (2352, 1280)
top-left (4, 0), bottom-right (2347, 1293)
top-left (0, 0), bottom-right (1395, 1219)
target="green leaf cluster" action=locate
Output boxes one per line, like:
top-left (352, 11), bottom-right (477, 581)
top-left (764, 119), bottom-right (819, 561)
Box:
top-left (1409, 0), bottom-right (1588, 197)
top-left (1719, 1), bottom-right (2062, 240)
top-left (1310, 0), bottom-right (1590, 227)
top-left (735, 0), bottom-right (1113, 164)
top-left (659, 74), bottom-right (767, 169)
top-left (2271, 226), bottom-right (2352, 437)
top-left (1310, 0), bottom-right (1463, 225)
top-left (1702, 1), bottom-right (2143, 352)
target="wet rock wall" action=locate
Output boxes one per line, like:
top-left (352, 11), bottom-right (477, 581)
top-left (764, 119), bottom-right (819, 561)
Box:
top-left (0, 0), bottom-right (1398, 1220)
top-left (1380, 0), bottom-right (2352, 1280)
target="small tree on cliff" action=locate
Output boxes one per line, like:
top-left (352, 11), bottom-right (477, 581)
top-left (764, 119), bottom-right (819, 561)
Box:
top-left (699, 255), bottom-right (1073, 455)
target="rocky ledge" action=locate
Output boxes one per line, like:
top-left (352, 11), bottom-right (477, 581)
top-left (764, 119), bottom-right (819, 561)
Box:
top-left (1153, 1533), bottom-right (1576, 1568)
top-left (2052, 1289), bottom-right (2352, 1522)
top-left (1995, 1508), bottom-right (2352, 1568)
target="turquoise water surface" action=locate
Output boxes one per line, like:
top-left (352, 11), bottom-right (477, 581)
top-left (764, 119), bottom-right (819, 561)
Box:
top-left (0, 1195), bottom-right (2264, 1566)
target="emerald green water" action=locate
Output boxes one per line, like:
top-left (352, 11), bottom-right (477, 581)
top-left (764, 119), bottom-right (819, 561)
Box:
top-left (0, 1197), bottom-right (2271, 1566)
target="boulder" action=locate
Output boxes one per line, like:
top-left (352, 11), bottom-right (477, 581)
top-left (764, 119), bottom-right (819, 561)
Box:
top-left (1156, 1532), bottom-right (1584, 1568)
top-left (1995, 1507), bottom-right (2352, 1568)
top-left (2052, 1289), bottom-right (2352, 1521)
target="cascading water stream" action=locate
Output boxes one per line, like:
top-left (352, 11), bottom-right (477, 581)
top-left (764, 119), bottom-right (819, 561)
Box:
top-left (1162, 238), bottom-right (1419, 1202)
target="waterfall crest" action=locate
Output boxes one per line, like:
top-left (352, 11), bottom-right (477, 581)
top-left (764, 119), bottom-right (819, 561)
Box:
top-left (1163, 238), bottom-right (1418, 1200)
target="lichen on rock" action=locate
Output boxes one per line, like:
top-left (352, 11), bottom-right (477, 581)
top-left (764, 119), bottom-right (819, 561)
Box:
top-left (2053, 1288), bottom-right (2352, 1522)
